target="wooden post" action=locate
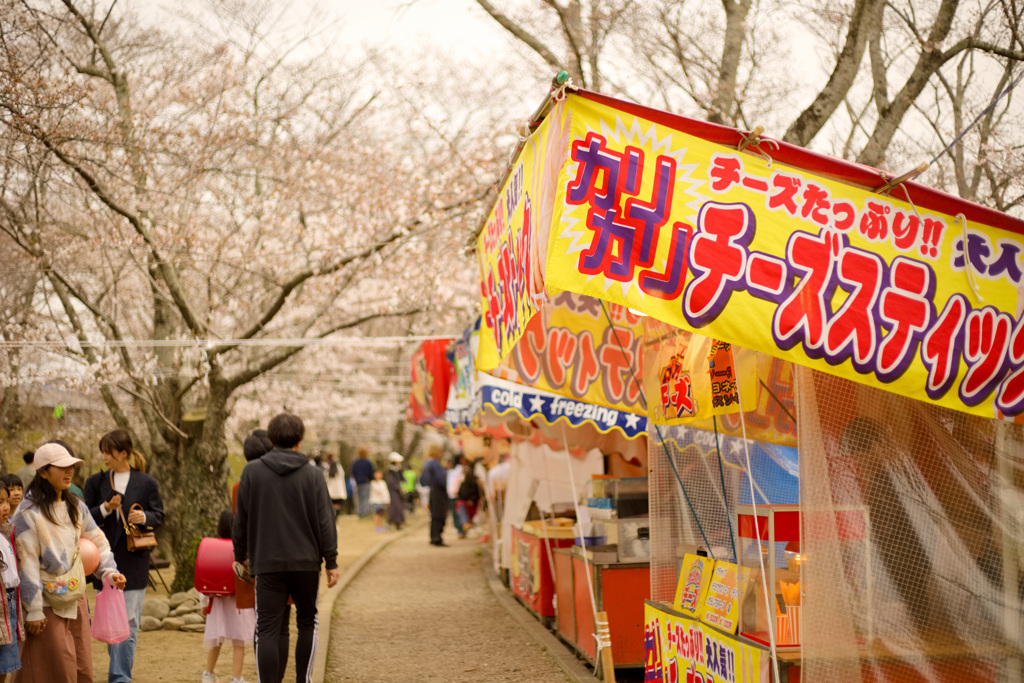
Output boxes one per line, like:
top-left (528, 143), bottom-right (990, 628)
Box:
top-left (596, 611), bottom-right (616, 683)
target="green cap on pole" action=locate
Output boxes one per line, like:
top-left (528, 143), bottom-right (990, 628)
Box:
top-left (555, 71), bottom-right (569, 85)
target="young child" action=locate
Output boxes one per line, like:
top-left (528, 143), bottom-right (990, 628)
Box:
top-left (368, 470), bottom-right (390, 532)
top-left (201, 510), bottom-right (254, 683)
top-left (0, 477), bottom-right (21, 514)
top-left (0, 481), bottom-right (21, 682)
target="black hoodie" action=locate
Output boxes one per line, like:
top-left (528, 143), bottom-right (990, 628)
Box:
top-left (233, 447), bottom-right (338, 574)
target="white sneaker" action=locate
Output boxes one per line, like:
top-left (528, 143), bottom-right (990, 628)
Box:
top-left (202, 674), bottom-right (218, 683)
top-left (229, 678), bottom-right (249, 683)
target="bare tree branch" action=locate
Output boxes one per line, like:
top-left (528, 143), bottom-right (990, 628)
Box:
top-left (0, 111), bottom-right (210, 336)
top-left (475, 0), bottom-right (564, 73)
top-left (783, 0), bottom-right (883, 148)
top-left (707, 0), bottom-right (752, 125)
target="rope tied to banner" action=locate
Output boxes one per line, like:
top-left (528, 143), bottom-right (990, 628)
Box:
top-left (551, 76), bottom-right (574, 103)
top-left (528, 72), bottom-right (575, 127)
top-left (736, 124), bottom-right (779, 168)
top-left (875, 162), bottom-right (928, 197)
top-left (956, 213), bottom-right (984, 302)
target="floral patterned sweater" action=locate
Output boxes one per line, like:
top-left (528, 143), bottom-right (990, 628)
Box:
top-left (13, 498), bottom-right (118, 622)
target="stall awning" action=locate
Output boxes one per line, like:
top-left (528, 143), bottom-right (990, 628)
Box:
top-left (435, 320), bottom-right (647, 440)
top-left (476, 88), bottom-right (1024, 419)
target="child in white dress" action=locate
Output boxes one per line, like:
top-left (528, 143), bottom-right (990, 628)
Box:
top-left (369, 470), bottom-right (390, 532)
top-left (201, 510), bottom-right (255, 683)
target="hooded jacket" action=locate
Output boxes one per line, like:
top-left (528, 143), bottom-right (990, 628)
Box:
top-left (233, 447), bottom-right (338, 575)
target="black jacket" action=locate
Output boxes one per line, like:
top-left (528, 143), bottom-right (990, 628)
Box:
top-left (233, 448), bottom-right (338, 575)
top-left (84, 468), bottom-right (164, 590)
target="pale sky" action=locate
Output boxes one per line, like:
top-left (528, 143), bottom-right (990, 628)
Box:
top-left (142, 0), bottom-right (513, 66)
top-left (332, 0), bottom-right (501, 55)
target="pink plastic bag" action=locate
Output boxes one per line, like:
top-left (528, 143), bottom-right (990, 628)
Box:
top-left (92, 576), bottom-right (130, 644)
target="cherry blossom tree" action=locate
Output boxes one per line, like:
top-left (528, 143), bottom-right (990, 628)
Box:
top-left (0, 0), bottom-right (499, 588)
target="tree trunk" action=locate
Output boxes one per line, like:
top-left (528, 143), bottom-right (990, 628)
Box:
top-left (391, 419), bottom-right (405, 456)
top-left (0, 384), bottom-right (22, 437)
top-left (782, 0), bottom-right (881, 148)
top-left (169, 382), bottom-right (232, 593)
top-left (707, 0), bottom-right (752, 126)
top-left (147, 436), bottom-right (181, 566)
top-left (855, 0), bottom-right (960, 168)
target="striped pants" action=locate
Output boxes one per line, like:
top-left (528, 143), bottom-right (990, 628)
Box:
top-left (254, 571), bottom-right (319, 683)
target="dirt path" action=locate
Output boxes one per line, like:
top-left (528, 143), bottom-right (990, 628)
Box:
top-left (325, 526), bottom-right (575, 683)
top-left (88, 514), bottom-right (392, 682)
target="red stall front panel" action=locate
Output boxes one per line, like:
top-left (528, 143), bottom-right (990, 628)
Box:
top-left (573, 554), bottom-right (597, 661)
top-left (599, 564), bottom-right (650, 667)
top-left (511, 526), bottom-right (575, 618)
top-left (553, 549), bottom-right (576, 644)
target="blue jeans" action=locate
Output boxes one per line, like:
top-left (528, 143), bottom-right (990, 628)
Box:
top-left (108, 587), bottom-right (145, 683)
top-left (356, 482), bottom-right (371, 518)
top-left (0, 589), bottom-right (20, 674)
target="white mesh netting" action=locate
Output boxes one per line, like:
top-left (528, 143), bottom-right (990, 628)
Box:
top-left (648, 367), bottom-right (799, 605)
top-left (649, 357), bottom-right (1024, 682)
top-left (798, 368), bottom-right (1024, 683)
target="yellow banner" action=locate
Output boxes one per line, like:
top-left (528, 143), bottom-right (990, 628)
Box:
top-left (642, 319), bottom-right (757, 424)
top-left (476, 100), bottom-right (572, 371)
top-left (493, 291), bottom-right (646, 414)
top-left (643, 320), bottom-right (798, 446)
top-left (699, 561), bottom-right (750, 635)
top-left (645, 601), bottom-right (767, 683)
top-left (542, 93), bottom-right (1024, 418)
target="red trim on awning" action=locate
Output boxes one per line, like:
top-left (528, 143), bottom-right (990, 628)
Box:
top-left (576, 90), bottom-right (1024, 236)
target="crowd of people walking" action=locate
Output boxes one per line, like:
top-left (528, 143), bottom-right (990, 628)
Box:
top-left (0, 418), bottom-right (500, 683)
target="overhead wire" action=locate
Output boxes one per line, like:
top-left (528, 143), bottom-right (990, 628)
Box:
top-left (0, 335), bottom-right (456, 348)
top-left (928, 65), bottom-right (1024, 168)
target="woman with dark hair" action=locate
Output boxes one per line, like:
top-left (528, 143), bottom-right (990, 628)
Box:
top-left (82, 430), bottom-right (163, 683)
top-left (13, 442), bottom-right (125, 682)
top-left (45, 441), bottom-right (84, 500)
top-left (321, 452), bottom-right (347, 519)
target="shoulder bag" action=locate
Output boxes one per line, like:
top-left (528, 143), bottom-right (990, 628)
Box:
top-left (117, 504), bottom-right (157, 551)
top-left (42, 542), bottom-right (86, 610)
top-left (111, 472), bottom-right (158, 552)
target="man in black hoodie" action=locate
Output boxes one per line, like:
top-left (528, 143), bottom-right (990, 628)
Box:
top-left (234, 412), bottom-right (339, 683)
